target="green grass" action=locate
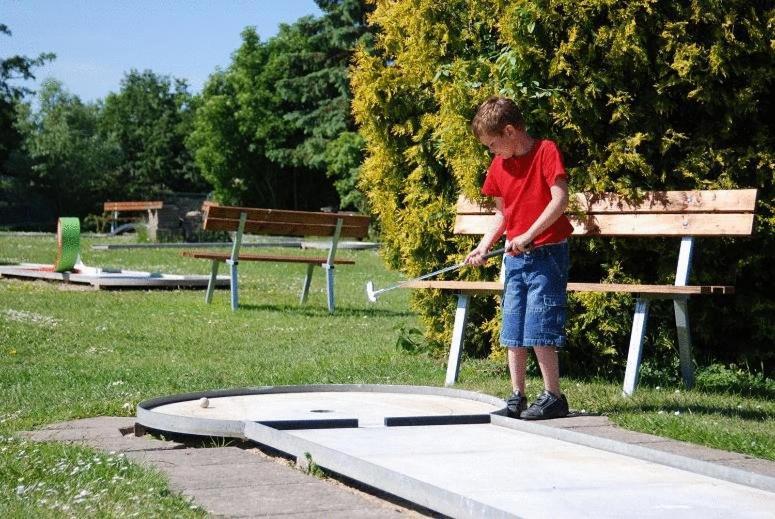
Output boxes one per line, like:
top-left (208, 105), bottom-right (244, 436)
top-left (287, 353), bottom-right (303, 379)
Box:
top-left (1, 232), bottom-right (773, 515)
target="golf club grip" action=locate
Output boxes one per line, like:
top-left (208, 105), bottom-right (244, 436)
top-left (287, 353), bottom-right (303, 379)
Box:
top-left (482, 247), bottom-right (506, 260)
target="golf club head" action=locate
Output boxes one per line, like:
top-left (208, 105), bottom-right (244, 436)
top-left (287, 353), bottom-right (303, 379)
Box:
top-left (365, 281), bottom-right (378, 303)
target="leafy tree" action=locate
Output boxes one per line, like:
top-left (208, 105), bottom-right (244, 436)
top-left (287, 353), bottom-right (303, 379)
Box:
top-left (190, 0), bottom-right (373, 210)
top-left (189, 29), bottom-right (304, 208)
top-left (11, 79), bottom-right (121, 218)
top-left (269, 0), bottom-right (373, 210)
top-left (100, 70), bottom-right (205, 199)
top-left (351, 0), bottom-right (774, 374)
top-left (0, 23), bottom-right (54, 173)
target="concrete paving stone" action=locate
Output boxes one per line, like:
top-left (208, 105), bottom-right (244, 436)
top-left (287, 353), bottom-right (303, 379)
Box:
top-left (20, 423), bottom-right (185, 451)
top-left (42, 416), bottom-right (135, 430)
top-left (83, 438), bottom-right (187, 453)
top-left (189, 481), bottom-right (406, 518)
top-left (164, 461), bottom-right (310, 490)
top-left (646, 439), bottom-right (756, 462)
top-left (20, 427), bottom-right (121, 442)
top-left (125, 446), bottom-right (270, 467)
top-left (719, 458), bottom-right (775, 478)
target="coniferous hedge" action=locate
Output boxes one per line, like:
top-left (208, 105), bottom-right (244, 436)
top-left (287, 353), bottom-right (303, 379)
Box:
top-left (351, 0), bottom-right (774, 377)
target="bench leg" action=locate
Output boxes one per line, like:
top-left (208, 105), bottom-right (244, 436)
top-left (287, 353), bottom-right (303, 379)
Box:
top-left (622, 297), bottom-right (650, 396)
top-left (323, 264), bottom-right (335, 313)
top-left (674, 298), bottom-right (694, 389)
top-left (205, 260), bottom-right (219, 304)
top-left (226, 259), bottom-right (238, 311)
top-left (445, 294), bottom-right (470, 387)
top-left (300, 264), bottom-right (314, 304)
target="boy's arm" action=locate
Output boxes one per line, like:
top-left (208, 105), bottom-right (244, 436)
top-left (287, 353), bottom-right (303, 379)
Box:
top-left (465, 197), bottom-right (506, 266)
top-left (509, 178), bottom-right (569, 253)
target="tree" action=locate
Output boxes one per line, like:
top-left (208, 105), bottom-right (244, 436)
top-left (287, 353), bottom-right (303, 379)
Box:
top-left (100, 70), bottom-right (205, 199)
top-left (189, 1), bottom-right (373, 210)
top-left (190, 27), bottom-right (340, 210)
top-left (189, 29), bottom-right (298, 207)
top-left (12, 79), bottom-right (121, 217)
top-left (269, 0), bottom-right (373, 210)
top-left (0, 23), bottom-right (54, 173)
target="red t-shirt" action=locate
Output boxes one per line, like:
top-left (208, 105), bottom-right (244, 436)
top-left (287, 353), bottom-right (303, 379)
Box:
top-left (481, 139), bottom-right (574, 246)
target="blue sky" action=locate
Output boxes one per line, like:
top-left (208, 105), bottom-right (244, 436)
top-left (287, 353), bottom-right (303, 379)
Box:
top-left (3, 0), bottom-right (323, 103)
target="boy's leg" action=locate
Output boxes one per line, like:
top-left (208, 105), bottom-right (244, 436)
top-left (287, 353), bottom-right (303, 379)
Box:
top-left (508, 347), bottom-right (529, 394)
top-left (534, 346), bottom-right (561, 395)
top-left (521, 345), bottom-right (568, 420)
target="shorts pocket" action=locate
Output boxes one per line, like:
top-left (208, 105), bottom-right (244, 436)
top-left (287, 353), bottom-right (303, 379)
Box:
top-left (541, 295), bottom-right (567, 334)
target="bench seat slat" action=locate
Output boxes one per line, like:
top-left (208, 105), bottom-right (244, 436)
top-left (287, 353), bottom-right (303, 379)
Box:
top-left (182, 251), bottom-right (355, 265)
top-left (104, 201), bottom-right (163, 211)
top-left (404, 280), bottom-right (734, 295)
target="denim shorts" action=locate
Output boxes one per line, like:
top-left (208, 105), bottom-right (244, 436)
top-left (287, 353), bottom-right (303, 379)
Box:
top-left (501, 241), bottom-right (569, 348)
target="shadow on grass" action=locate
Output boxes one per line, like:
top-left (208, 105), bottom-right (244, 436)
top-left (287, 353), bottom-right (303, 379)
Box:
top-left (690, 384), bottom-right (775, 402)
top-left (608, 402), bottom-right (772, 421)
top-left (238, 303), bottom-right (415, 318)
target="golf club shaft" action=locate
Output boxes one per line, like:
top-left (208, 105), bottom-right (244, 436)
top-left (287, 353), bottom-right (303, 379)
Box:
top-left (374, 247), bottom-right (506, 297)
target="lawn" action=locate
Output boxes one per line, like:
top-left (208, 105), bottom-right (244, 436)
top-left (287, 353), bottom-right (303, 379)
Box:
top-left (1, 232), bottom-right (773, 516)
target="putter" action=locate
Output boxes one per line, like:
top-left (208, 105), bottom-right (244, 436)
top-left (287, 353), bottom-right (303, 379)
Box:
top-left (366, 247), bottom-right (506, 302)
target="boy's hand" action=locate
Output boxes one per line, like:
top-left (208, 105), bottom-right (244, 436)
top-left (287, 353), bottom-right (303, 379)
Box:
top-left (465, 246), bottom-right (489, 266)
top-left (506, 234), bottom-right (533, 255)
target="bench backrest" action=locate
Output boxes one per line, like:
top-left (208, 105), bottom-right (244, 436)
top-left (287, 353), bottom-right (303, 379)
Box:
top-left (203, 204), bottom-right (370, 239)
top-left (104, 201), bottom-right (164, 212)
top-left (454, 189), bottom-right (758, 237)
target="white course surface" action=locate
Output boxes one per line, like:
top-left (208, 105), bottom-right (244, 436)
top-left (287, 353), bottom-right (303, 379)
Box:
top-left (279, 423), bottom-right (774, 519)
top-left (153, 391), bottom-right (499, 427)
top-left (138, 386), bottom-right (775, 518)
top-left (0, 263), bottom-right (229, 288)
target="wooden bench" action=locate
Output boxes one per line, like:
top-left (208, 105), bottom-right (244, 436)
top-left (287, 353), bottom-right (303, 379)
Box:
top-left (182, 204), bottom-right (370, 312)
top-left (103, 201), bottom-right (164, 235)
top-left (407, 189), bottom-right (758, 394)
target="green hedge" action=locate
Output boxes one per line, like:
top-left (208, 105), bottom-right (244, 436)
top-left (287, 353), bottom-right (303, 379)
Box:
top-left (352, 0), bottom-right (774, 377)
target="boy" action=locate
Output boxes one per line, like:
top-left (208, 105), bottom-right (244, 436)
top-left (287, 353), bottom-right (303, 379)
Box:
top-left (465, 96), bottom-right (573, 420)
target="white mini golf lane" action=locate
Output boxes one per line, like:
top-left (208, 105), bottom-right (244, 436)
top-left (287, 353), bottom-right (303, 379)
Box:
top-left (138, 386), bottom-right (775, 519)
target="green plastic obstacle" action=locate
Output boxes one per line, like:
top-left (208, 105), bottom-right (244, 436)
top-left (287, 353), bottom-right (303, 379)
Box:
top-left (54, 217), bottom-right (80, 272)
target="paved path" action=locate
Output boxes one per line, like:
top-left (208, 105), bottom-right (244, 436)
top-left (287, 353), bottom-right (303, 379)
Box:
top-left (21, 417), bottom-right (425, 518)
top-left (21, 415), bottom-right (775, 518)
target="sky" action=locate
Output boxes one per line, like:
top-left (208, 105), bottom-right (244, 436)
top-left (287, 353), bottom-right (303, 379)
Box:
top-left (2, 0), bottom-right (323, 103)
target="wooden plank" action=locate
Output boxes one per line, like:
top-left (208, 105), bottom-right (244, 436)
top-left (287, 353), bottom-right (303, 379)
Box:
top-left (104, 201), bottom-right (163, 211)
top-left (571, 189), bottom-right (758, 214)
top-left (203, 218), bottom-right (368, 238)
top-left (456, 197), bottom-right (496, 214)
top-left (404, 280), bottom-right (734, 295)
top-left (181, 251), bottom-right (355, 265)
top-left (568, 213), bottom-right (755, 236)
top-left (455, 213), bottom-right (755, 236)
top-left (204, 206), bottom-right (369, 238)
top-left (453, 214), bottom-right (503, 235)
top-left (458, 189), bottom-right (758, 215)
top-left (206, 205), bottom-right (369, 227)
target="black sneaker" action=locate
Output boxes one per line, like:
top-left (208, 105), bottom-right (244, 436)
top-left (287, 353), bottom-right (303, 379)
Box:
top-left (520, 390), bottom-right (569, 420)
top-left (505, 390), bottom-right (527, 418)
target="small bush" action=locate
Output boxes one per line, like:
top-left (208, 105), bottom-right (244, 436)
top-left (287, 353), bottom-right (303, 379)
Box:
top-left (695, 364), bottom-right (775, 398)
